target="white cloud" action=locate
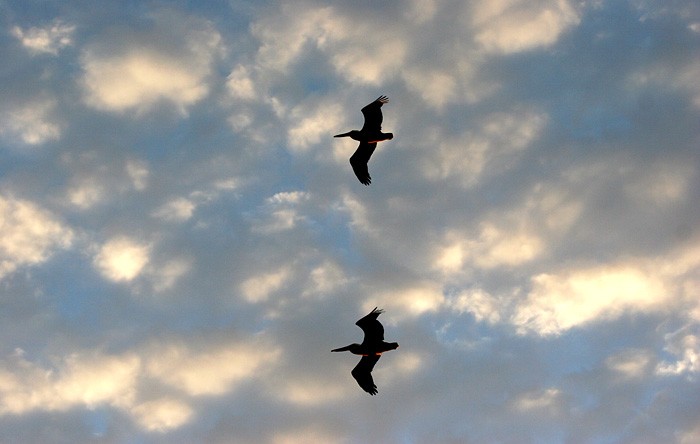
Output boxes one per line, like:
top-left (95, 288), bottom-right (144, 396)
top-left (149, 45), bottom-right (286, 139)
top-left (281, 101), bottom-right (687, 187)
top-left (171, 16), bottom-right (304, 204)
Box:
top-left (65, 158), bottom-right (150, 209)
top-left (657, 331), bottom-right (700, 377)
top-left (0, 194), bottom-right (73, 279)
top-left (252, 5), bottom-right (406, 84)
top-left (422, 108), bottom-right (547, 186)
top-left (81, 12), bottom-right (221, 113)
top-left (93, 237), bottom-right (150, 282)
top-left (369, 283), bottom-right (445, 317)
top-left (275, 381), bottom-right (350, 406)
top-left (303, 260), bottom-right (347, 297)
top-left (448, 289), bottom-right (503, 324)
top-left (226, 65), bottom-right (257, 100)
top-left (66, 177), bottom-right (104, 209)
top-left (82, 50), bottom-right (210, 113)
top-left (130, 398), bottom-right (194, 433)
top-left (513, 264), bottom-right (668, 335)
top-left (0, 98), bottom-right (61, 145)
top-left (0, 350), bottom-right (139, 415)
top-left (288, 102), bottom-right (344, 152)
top-left (145, 340), bottom-right (280, 396)
top-left (253, 191), bottom-right (310, 233)
top-left (436, 222), bottom-right (544, 273)
top-left (272, 427), bottom-right (345, 444)
top-left (151, 258), bottom-right (191, 292)
top-left (126, 160), bottom-right (149, 191)
top-left (11, 20), bottom-right (75, 55)
top-left (241, 266), bottom-right (291, 303)
top-left (471, 0), bottom-right (580, 53)
top-left (511, 388), bottom-right (565, 416)
top-left (606, 349), bottom-right (654, 381)
top-left (152, 198), bottom-right (196, 222)
top-left (0, 337), bottom-right (279, 432)
top-left (328, 34), bottom-right (407, 85)
top-left (403, 69), bottom-right (458, 109)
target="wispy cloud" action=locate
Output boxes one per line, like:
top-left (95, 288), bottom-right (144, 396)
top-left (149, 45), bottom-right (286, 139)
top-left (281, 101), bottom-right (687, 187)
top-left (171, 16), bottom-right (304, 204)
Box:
top-left (0, 0), bottom-right (699, 442)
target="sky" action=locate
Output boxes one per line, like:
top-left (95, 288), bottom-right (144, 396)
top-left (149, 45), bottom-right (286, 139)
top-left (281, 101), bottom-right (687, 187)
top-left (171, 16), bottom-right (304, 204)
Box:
top-left (0, 0), bottom-right (699, 442)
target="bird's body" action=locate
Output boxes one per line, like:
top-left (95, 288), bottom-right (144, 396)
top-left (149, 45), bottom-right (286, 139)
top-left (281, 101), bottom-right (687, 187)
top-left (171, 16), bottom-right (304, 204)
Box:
top-left (334, 96), bottom-right (393, 185)
top-left (332, 307), bottom-right (398, 395)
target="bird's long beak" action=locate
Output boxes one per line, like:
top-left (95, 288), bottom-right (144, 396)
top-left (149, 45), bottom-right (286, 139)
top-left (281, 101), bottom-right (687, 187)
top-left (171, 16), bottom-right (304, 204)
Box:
top-left (331, 345), bottom-right (352, 352)
top-left (334, 132), bottom-right (352, 138)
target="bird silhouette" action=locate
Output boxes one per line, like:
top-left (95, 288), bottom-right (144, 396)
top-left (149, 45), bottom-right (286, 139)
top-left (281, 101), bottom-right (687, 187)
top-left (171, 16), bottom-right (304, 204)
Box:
top-left (334, 96), bottom-right (394, 185)
top-left (332, 307), bottom-right (399, 395)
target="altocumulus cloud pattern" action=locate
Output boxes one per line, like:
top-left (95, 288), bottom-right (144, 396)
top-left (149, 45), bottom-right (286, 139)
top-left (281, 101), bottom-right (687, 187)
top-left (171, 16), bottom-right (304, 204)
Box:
top-left (0, 1), bottom-right (699, 442)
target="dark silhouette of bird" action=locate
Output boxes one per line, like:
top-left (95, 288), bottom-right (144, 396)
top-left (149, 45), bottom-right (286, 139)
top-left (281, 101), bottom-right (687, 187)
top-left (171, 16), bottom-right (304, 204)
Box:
top-left (334, 96), bottom-right (394, 185)
top-left (331, 307), bottom-right (399, 395)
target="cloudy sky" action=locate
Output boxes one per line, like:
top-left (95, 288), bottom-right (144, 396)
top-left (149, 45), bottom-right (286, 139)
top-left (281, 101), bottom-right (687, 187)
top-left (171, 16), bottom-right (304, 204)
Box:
top-left (1, 0), bottom-right (699, 442)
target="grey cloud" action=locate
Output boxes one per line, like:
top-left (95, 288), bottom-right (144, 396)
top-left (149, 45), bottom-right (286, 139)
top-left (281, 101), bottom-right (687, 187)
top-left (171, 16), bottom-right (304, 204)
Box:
top-left (0, 0), bottom-right (698, 442)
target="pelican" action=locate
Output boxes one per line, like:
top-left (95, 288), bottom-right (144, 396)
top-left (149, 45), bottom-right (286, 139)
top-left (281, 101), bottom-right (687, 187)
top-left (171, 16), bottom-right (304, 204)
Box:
top-left (334, 95), bottom-right (394, 185)
top-left (332, 307), bottom-right (399, 395)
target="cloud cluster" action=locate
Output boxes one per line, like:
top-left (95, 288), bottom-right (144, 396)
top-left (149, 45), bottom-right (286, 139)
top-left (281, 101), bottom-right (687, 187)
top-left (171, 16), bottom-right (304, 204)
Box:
top-left (0, 0), bottom-right (698, 442)
top-left (0, 337), bottom-right (279, 433)
top-left (80, 11), bottom-right (222, 114)
top-left (0, 195), bottom-right (73, 279)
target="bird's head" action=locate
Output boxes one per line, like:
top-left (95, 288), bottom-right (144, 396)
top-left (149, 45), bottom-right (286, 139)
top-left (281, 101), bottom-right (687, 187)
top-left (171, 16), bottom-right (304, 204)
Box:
top-left (334, 130), bottom-right (357, 139)
top-left (331, 344), bottom-right (359, 353)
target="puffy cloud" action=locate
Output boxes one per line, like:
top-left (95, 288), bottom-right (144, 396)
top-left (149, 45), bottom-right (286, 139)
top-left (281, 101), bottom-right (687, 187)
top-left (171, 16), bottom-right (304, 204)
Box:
top-left (0, 194), bottom-right (73, 279)
top-left (126, 160), bottom-right (149, 191)
top-left (11, 20), bottom-right (75, 55)
top-left (252, 5), bottom-right (406, 84)
top-left (513, 264), bottom-right (668, 335)
top-left (448, 288), bottom-right (503, 324)
top-left (82, 51), bottom-right (209, 113)
top-left (271, 427), bottom-right (345, 444)
top-left (66, 177), bottom-right (104, 209)
top-left (510, 388), bottom-right (566, 416)
top-left (241, 266), bottom-right (292, 303)
top-left (93, 237), bottom-right (150, 282)
top-left (0, 336), bottom-right (279, 431)
top-left (0, 98), bottom-right (61, 145)
top-left (130, 398), bottom-right (194, 433)
top-left (303, 260), bottom-right (347, 297)
top-left (275, 380), bottom-right (350, 406)
top-left (63, 156), bottom-right (150, 209)
top-left (421, 108), bottom-right (548, 186)
top-left (226, 65), bottom-right (257, 100)
top-left (152, 197), bottom-right (197, 222)
top-left (81, 11), bottom-right (222, 114)
top-left (471, 0), bottom-right (580, 53)
top-left (0, 350), bottom-right (139, 415)
top-left (606, 349), bottom-right (654, 381)
top-left (252, 191), bottom-right (311, 233)
top-left (368, 283), bottom-right (445, 317)
top-left (287, 102), bottom-right (344, 152)
top-left (657, 330), bottom-right (700, 377)
top-left (144, 340), bottom-right (280, 396)
top-left (151, 258), bottom-right (192, 292)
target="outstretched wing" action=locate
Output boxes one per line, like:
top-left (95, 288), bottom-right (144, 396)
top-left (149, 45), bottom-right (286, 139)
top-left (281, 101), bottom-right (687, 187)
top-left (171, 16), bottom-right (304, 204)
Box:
top-left (351, 354), bottom-right (381, 395)
top-left (356, 307), bottom-right (385, 343)
top-left (360, 96), bottom-right (388, 133)
top-left (349, 141), bottom-right (377, 185)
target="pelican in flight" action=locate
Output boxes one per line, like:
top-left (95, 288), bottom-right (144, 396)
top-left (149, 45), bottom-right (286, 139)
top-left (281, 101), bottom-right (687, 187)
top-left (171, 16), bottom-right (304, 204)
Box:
top-left (332, 307), bottom-right (399, 395)
top-left (334, 96), bottom-right (394, 185)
